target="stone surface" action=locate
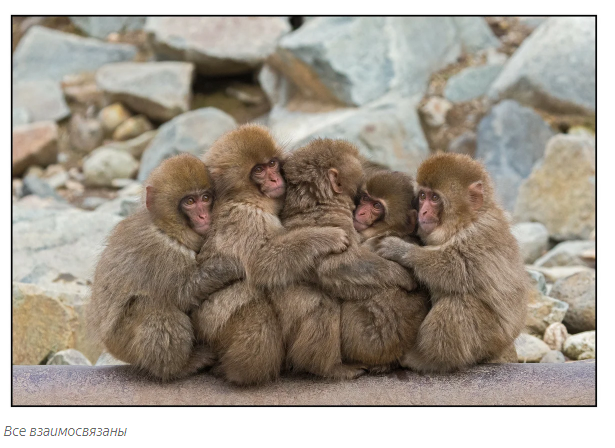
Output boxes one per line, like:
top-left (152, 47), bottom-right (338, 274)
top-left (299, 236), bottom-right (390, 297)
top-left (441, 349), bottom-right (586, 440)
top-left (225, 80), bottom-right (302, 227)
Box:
top-left (22, 175), bottom-right (66, 202)
top-left (518, 16), bottom-right (549, 30)
top-left (146, 17), bottom-right (291, 76)
top-left (550, 271), bottom-right (595, 334)
top-left (489, 17), bottom-right (595, 115)
top-left (270, 17), bottom-right (499, 108)
top-left (69, 114), bottom-right (104, 153)
top-left (543, 322), bottom-right (569, 352)
top-left (563, 331), bottom-right (595, 360)
top-left (447, 131), bottom-right (477, 157)
top-left (137, 108), bottom-right (237, 181)
top-left (512, 222), bottom-right (550, 264)
top-left (81, 196), bottom-right (109, 211)
top-left (112, 115), bottom-right (154, 141)
top-left (83, 147), bottom-right (139, 187)
top-left (270, 96), bottom-right (429, 175)
top-left (12, 282), bottom-right (78, 365)
top-left (525, 289), bottom-right (569, 337)
top-left (534, 240), bottom-right (596, 268)
top-left (475, 100), bottom-right (555, 211)
top-left (13, 80), bottom-right (71, 123)
top-left (70, 16), bottom-right (146, 39)
top-left (420, 97), bottom-right (453, 127)
top-left (13, 362), bottom-right (596, 405)
top-left (96, 62), bottom-right (194, 122)
top-left (526, 269), bottom-right (547, 294)
top-left (12, 121), bottom-right (59, 176)
top-left (95, 352), bottom-right (128, 366)
top-left (47, 349), bottom-right (92, 366)
top-left (444, 64), bottom-right (503, 103)
top-left (97, 130), bottom-right (157, 159)
top-left (528, 265), bottom-right (594, 283)
top-left (514, 135), bottom-right (595, 240)
top-left (98, 102), bottom-right (132, 134)
top-left (61, 72), bottom-right (106, 107)
top-left (13, 107), bottom-right (31, 127)
top-left (13, 26), bottom-right (137, 82)
top-left (515, 333), bottom-right (551, 363)
top-left (539, 350), bottom-right (565, 363)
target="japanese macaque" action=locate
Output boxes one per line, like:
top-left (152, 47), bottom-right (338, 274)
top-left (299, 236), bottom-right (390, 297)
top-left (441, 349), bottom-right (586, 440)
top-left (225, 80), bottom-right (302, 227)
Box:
top-left (281, 139), bottom-right (425, 373)
top-left (88, 154), bottom-right (243, 381)
top-left (377, 153), bottom-right (528, 372)
top-left (192, 125), bottom-right (350, 386)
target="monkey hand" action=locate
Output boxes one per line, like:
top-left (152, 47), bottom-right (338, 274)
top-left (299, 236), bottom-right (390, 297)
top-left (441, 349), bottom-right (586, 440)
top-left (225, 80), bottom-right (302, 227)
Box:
top-left (316, 227), bottom-right (350, 255)
top-left (362, 235), bottom-right (386, 253)
top-left (376, 236), bottom-right (411, 264)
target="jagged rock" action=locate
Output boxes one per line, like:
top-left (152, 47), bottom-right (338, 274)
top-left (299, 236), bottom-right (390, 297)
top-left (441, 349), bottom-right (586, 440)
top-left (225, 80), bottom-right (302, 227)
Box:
top-left (112, 115), bottom-right (153, 141)
top-left (512, 222), bottom-right (549, 264)
top-left (514, 134), bottom-right (595, 240)
top-left (534, 240), bottom-right (595, 268)
top-left (528, 265), bottom-right (594, 283)
top-left (47, 349), bottom-right (92, 366)
top-left (526, 269), bottom-right (547, 294)
top-left (12, 121), bottom-right (58, 176)
top-left (543, 322), bottom-right (569, 352)
top-left (69, 114), bottom-right (104, 153)
top-left (550, 271), bottom-right (595, 334)
top-left (138, 108), bottom-right (237, 181)
top-left (70, 16), bottom-right (146, 39)
top-left (96, 62), bottom-right (194, 122)
top-left (420, 97), bottom-right (453, 127)
top-left (12, 282), bottom-right (78, 365)
top-left (145, 17), bottom-right (291, 76)
top-left (268, 17), bottom-right (499, 107)
top-left (447, 131), bottom-right (477, 157)
top-left (563, 331), bottom-right (595, 360)
top-left (515, 333), bottom-right (551, 363)
top-left (475, 100), bottom-right (555, 211)
top-left (13, 26), bottom-right (137, 82)
top-left (488, 17), bottom-right (595, 115)
top-left (525, 289), bottom-right (568, 337)
top-left (13, 80), bottom-right (70, 123)
top-left (539, 350), bottom-right (565, 363)
top-left (444, 64), bottom-right (503, 103)
top-left (269, 95), bottom-right (429, 175)
top-left (83, 147), bottom-right (139, 187)
top-left (98, 103), bottom-right (132, 135)
top-left (61, 72), bottom-right (106, 107)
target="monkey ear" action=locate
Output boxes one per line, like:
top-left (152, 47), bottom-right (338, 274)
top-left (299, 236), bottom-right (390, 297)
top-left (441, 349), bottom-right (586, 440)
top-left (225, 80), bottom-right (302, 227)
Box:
top-left (145, 186), bottom-right (155, 211)
top-left (468, 181), bottom-right (483, 210)
top-left (328, 168), bottom-right (343, 194)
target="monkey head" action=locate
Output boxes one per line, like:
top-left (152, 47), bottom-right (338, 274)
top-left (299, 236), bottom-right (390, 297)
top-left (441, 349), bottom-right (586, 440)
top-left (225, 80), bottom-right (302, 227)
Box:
top-left (145, 153), bottom-right (214, 251)
top-left (284, 138), bottom-right (365, 202)
top-left (354, 170), bottom-right (418, 239)
top-left (415, 153), bottom-right (494, 245)
top-left (203, 124), bottom-right (286, 203)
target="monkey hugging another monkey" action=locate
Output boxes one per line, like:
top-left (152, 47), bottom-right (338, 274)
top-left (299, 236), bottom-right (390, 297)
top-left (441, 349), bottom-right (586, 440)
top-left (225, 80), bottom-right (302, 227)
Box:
top-left (88, 124), bottom-right (528, 385)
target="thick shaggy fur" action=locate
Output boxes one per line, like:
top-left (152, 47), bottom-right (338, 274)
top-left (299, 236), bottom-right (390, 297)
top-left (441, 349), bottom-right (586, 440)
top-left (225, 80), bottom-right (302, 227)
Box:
top-left (281, 139), bottom-right (425, 372)
top-left (378, 153), bottom-right (528, 372)
top-left (88, 154), bottom-right (240, 381)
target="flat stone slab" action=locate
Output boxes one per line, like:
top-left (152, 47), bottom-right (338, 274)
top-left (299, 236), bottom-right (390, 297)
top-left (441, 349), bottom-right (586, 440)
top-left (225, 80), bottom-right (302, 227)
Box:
top-left (13, 362), bottom-right (595, 405)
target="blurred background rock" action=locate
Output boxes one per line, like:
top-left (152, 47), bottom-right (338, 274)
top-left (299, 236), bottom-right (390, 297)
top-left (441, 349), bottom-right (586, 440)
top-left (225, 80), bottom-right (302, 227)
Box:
top-left (12, 16), bottom-right (595, 367)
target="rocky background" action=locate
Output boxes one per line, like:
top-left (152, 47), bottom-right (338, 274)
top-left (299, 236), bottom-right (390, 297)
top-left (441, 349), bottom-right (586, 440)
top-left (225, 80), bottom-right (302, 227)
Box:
top-left (12, 16), bottom-right (595, 367)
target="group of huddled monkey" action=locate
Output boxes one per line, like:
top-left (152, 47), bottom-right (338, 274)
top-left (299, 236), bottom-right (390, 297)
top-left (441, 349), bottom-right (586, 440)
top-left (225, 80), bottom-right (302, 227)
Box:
top-left (87, 124), bottom-right (529, 386)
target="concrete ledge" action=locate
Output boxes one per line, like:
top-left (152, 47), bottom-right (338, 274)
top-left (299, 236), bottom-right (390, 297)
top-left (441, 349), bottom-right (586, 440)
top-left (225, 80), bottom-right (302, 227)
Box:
top-left (13, 361), bottom-right (595, 405)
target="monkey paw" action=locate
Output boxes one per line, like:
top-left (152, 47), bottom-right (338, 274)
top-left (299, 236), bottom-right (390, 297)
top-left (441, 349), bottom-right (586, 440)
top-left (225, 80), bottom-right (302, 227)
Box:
top-left (376, 237), bottom-right (407, 262)
top-left (321, 227), bottom-right (350, 254)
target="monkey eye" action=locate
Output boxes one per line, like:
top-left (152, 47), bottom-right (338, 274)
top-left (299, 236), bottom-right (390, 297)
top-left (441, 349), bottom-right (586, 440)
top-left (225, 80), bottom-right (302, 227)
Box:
top-left (361, 194), bottom-right (370, 203)
top-left (202, 194), bottom-right (211, 203)
top-left (268, 159), bottom-right (277, 168)
top-left (431, 193), bottom-right (440, 202)
top-left (253, 166), bottom-right (264, 175)
top-left (183, 197), bottom-right (195, 206)
top-left (373, 202), bottom-right (382, 210)
top-left (419, 192), bottom-right (426, 201)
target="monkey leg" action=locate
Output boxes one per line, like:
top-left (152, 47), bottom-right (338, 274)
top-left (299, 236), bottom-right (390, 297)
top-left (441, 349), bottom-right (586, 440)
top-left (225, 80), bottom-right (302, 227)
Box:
top-left (105, 300), bottom-right (201, 381)
top-left (484, 343), bottom-right (518, 364)
top-left (214, 298), bottom-right (285, 386)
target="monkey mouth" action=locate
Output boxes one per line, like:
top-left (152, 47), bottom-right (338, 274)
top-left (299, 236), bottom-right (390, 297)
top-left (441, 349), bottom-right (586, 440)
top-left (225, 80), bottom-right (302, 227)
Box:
top-left (265, 186), bottom-right (285, 198)
top-left (419, 220), bottom-right (438, 234)
top-left (353, 219), bottom-right (369, 232)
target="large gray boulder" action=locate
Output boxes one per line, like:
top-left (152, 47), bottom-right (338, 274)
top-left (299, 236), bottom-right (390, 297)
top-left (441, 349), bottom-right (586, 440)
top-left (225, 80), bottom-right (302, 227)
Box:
top-left (145, 17), bottom-right (291, 76)
top-left (444, 64), bottom-right (504, 103)
top-left (137, 108), bottom-right (237, 181)
top-left (512, 222), bottom-right (550, 264)
top-left (550, 271), bottom-right (596, 334)
top-left (96, 62), bottom-right (194, 122)
top-left (13, 80), bottom-right (70, 123)
top-left (534, 240), bottom-right (595, 268)
top-left (488, 17), bottom-right (595, 115)
top-left (475, 100), bottom-right (555, 211)
top-left (13, 26), bottom-right (137, 82)
top-left (70, 16), bottom-right (146, 39)
top-left (269, 95), bottom-right (429, 174)
top-left (514, 134), bottom-right (595, 241)
top-left (268, 17), bottom-right (499, 107)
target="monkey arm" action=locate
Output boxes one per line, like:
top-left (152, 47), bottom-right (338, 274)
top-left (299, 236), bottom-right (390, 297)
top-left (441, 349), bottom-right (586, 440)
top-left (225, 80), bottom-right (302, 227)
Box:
top-left (317, 248), bottom-right (417, 300)
top-left (195, 254), bottom-right (246, 298)
top-left (377, 236), bottom-right (471, 295)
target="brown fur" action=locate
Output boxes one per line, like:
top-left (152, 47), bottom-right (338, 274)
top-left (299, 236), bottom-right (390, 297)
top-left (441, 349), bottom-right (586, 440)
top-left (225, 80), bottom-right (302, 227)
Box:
top-left (192, 125), bottom-right (350, 385)
top-left (281, 139), bottom-right (423, 372)
top-left (88, 154), bottom-right (242, 381)
top-left (377, 153), bottom-right (528, 372)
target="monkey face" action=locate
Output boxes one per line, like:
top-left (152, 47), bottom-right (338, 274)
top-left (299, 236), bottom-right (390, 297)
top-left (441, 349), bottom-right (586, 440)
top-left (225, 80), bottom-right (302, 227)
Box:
top-left (180, 191), bottom-right (213, 236)
top-left (251, 158), bottom-right (286, 199)
top-left (417, 187), bottom-right (441, 236)
top-left (353, 192), bottom-right (385, 232)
